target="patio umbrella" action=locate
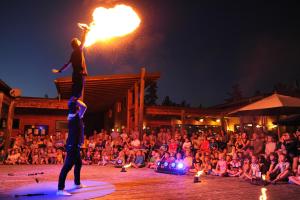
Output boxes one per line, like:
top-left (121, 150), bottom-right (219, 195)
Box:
top-left (228, 93), bottom-right (300, 116)
top-left (228, 93), bottom-right (300, 138)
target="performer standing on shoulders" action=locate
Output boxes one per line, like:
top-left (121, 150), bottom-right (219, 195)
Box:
top-left (57, 98), bottom-right (87, 196)
top-left (52, 24), bottom-right (90, 99)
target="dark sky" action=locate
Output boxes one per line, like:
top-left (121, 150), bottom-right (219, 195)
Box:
top-left (1, 0), bottom-right (300, 107)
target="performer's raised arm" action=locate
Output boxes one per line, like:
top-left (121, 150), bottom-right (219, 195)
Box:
top-left (76, 99), bottom-right (87, 119)
top-left (79, 27), bottom-right (89, 50)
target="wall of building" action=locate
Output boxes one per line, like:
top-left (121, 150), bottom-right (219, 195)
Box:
top-left (13, 114), bottom-right (67, 136)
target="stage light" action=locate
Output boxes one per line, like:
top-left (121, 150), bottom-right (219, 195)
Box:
top-left (177, 162), bottom-right (184, 169)
top-left (171, 162), bottom-right (176, 168)
top-left (164, 162), bottom-right (168, 167)
top-left (157, 161), bottom-right (160, 166)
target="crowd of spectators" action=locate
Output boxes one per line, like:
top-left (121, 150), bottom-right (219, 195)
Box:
top-left (0, 127), bottom-right (299, 185)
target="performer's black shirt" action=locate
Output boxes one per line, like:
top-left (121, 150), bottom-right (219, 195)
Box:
top-left (70, 48), bottom-right (88, 77)
top-left (66, 114), bottom-right (84, 147)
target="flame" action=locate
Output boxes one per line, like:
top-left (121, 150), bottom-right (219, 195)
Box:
top-left (82, 4), bottom-right (141, 47)
top-left (259, 188), bottom-right (267, 200)
top-left (195, 170), bottom-right (204, 177)
top-left (123, 163), bottom-right (131, 168)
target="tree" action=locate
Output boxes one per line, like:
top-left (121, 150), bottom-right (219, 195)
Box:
top-left (162, 96), bottom-right (173, 106)
top-left (225, 84), bottom-right (243, 102)
top-left (144, 82), bottom-right (158, 105)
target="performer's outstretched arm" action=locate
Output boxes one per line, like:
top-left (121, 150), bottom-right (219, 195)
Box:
top-left (52, 61), bottom-right (71, 74)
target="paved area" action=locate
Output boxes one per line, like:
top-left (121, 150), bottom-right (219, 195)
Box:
top-left (0, 165), bottom-right (299, 200)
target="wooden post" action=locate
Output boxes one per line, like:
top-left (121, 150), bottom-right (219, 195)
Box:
top-left (0, 93), bottom-right (3, 119)
top-left (134, 82), bottom-right (139, 130)
top-left (181, 109), bottom-right (185, 135)
top-left (139, 68), bottom-right (146, 137)
top-left (127, 89), bottom-right (133, 132)
top-left (4, 100), bottom-right (15, 150)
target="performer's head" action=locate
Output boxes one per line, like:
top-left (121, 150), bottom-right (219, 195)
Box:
top-left (71, 38), bottom-right (81, 49)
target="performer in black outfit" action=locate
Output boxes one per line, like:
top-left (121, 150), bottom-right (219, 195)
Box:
top-left (52, 24), bottom-right (89, 99)
top-left (57, 98), bottom-right (87, 196)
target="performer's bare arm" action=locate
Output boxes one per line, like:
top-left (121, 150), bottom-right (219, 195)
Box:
top-left (77, 100), bottom-right (87, 118)
top-left (80, 28), bottom-right (89, 50)
top-left (52, 61), bottom-right (72, 74)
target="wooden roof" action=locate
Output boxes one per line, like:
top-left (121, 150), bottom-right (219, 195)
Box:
top-left (55, 73), bottom-right (160, 112)
top-left (145, 105), bottom-right (224, 117)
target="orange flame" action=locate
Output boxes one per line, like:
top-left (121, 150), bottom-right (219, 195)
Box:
top-left (123, 163), bottom-right (131, 168)
top-left (259, 188), bottom-right (267, 200)
top-left (195, 170), bottom-right (204, 177)
top-left (80, 4), bottom-right (141, 47)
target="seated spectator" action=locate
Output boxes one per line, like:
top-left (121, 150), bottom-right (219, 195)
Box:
top-left (269, 153), bottom-right (291, 184)
top-left (265, 135), bottom-right (276, 156)
top-left (266, 152), bottom-right (278, 181)
top-left (93, 150), bottom-right (101, 164)
top-left (243, 155), bottom-right (261, 180)
top-left (131, 150), bottom-right (145, 168)
top-left (183, 151), bottom-right (193, 170)
top-left (48, 148), bottom-right (57, 164)
top-left (115, 150), bottom-right (126, 168)
top-left (100, 150), bottom-right (110, 166)
top-left (0, 149), bottom-right (6, 164)
top-left (56, 149), bottom-right (64, 164)
top-left (228, 154), bottom-right (242, 177)
top-left (202, 155), bottom-right (212, 174)
top-left (81, 150), bottom-right (92, 165)
top-left (288, 159), bottom-right (300, 185)
top-left (182, 138), bottom-right (192, 153)
top-left (131, 135), bottom-right (141, 149)
top-left (191, 152), bottom-right (202, 172)
top-left (18, 152), bottom-right (29, 164)
top-left (6, 149), bottom-right (20, 165)
top-left (212, 153), bottom-right (227, 176)
top-left (168, 139), bottom-right (178, 154)
top-left (147, 150), bottom-right (160, 169)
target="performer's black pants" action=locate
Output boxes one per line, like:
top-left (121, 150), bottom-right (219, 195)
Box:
top-left (72, 74), bottom-right (85, 99)
top-left (58, 146), bottom-right (82, 190)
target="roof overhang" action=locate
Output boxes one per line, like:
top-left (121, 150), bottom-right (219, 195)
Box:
top-left (55, 73), bottom-right (160, 112)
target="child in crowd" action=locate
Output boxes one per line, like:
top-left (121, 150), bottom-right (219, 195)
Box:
top-left (244, 155), bottom-right (261, 180)
top-left (82, 150), bottom-right (93, 165)
top-left (228, 154), bottom-right (242, 177)
top-left (131, 150), bottom-right (145, 168)
top-left (288, 159), bottom-right (300, 185)
top-left (212, 153), bottom-right (228, 176)
top-left (191, 152), bottom-right (202, 172)
top-left (56, 149), bottom-right (64, 164)
top-left (101, 150), bottom-right (110, 166)
top-left (269, 153), bottom-right (291, 184)
top-left (202, 155), bottom-right (212, 174)
top-left (183, 151), bottom-right (193, 170)
top-left (115, 150), bottom-right (126, 168)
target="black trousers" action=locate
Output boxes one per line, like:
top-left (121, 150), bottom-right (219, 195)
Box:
top-left (72, 75), bottom-right (85, 99)
top-left (58, 146), bottom-right (82, 190)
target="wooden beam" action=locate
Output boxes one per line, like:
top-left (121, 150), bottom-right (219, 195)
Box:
top-left (4, 100), bottom-right (15, 151)
top-left (134, 82), bottom-right (139, 130)
top-left (127, 89), bottom-right (132, 132)
top-left (139, 68), bottom-right (145, 136)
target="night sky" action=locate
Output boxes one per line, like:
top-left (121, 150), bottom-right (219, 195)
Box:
top-left (1, 0), bottom-right (300, 107)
